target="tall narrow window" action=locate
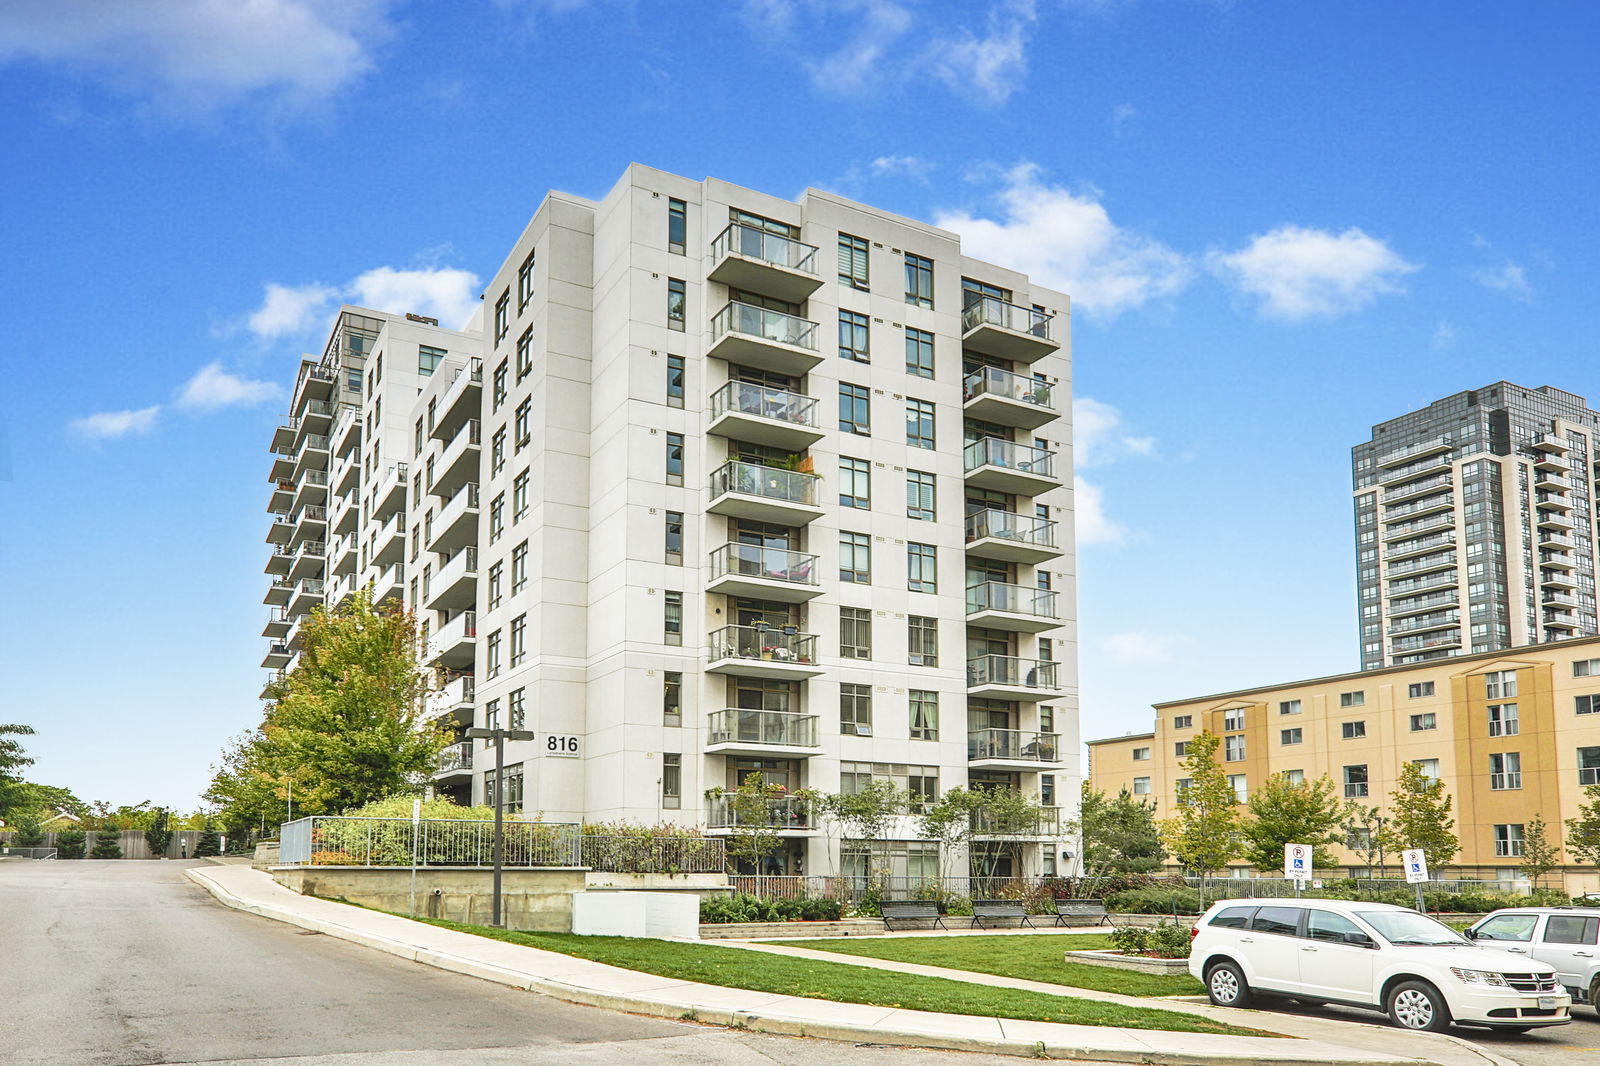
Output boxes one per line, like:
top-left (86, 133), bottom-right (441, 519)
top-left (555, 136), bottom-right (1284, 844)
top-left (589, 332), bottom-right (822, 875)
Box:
top-left (509, 688), bottom-right (525, 730)
top-left (517, 250), bottom-right (535, 311)
top-left (662, 753), bottom-right (682, 808)
top-left (493, 361), bottom-right (508, 410)
top-left (839, 457), bottom-right (871, 508)
top-left (905, 327), bottom-right (934, 378)
top-left (840, 531), bottom-right (871, 583)
top-left (905, 398), bottom-right (935, 449)
top-left (908, 616), bottom-right (938, 666)
top-left (666, 354), bottom-right (685, 407)
top-left (1489, 752), bottom-right (1522, 790)
top-left (907, 542), bottom-right (936, 593)
top-left (516, 327), bottom-right (533, 381)
top-left (838, 232), bottom-right (869, 290)
top-left (663, 591), bottom-right (683, 645)
top-left (487, 562), bottom-right (503, 609)
top-left (486, 630), bottom-right (502, 679)
top-left (489, 493), bottom-right (505, 543)
top-left (909, 690), bottom-right (938, 740)
top-left (664, 511), bottom-right (683, 564)
top-left (840, 684), bottom-right (873, 735)
top-left (511, 541), bottom-right (528, 593)
top-left (667, 198), bottom-right (687, 255)
top-left (512, 470), bottom-right (529, 522)
top-left (904, 253), bottom-right (933, 308)
top-left (514, 399), bottom-right (531, 450)
top-left (839, 383), bottom-right (870, 435)
top-left (665, 432), bottom-right (684, 486)
top-left (510, 613), bottom-right (527, 666)
top-left (1485, 669), bottom-right (1519, 699)
top-left (666, 278), bottom-right (686, 330)
top-left (1488, 703), bottom-right (1520, 737)
top-left (491, 427), bottom-right (506, 474)
top-left (906, 470), bottom-right (936, 520)
top-left (839, 310), bottom-right (870, 362)
top-left (840, 607), bottom-right (872, 659)
top-left (494, 290), bottom-right (510, 342)
top-left (663, 671), bottom-right (683, 725)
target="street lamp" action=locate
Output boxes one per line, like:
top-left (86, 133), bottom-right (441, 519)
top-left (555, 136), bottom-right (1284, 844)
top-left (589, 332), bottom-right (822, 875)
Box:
top-left (464, 725), bottom-right (536, 927)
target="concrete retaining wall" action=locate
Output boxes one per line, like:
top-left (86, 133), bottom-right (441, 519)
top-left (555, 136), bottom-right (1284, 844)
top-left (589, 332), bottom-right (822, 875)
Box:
top-left (699, 918), bottom-right (886, 939)
top-left (583, 871), bottom-right (731, 898)
top-left (270, 866), bottom-right (586, 932)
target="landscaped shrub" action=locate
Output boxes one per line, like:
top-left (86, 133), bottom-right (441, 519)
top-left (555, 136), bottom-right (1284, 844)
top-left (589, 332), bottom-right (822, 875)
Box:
top-left (195, 824), bottom-right (222, 858)
top-left (1109, 926), bottom-right (1150, 955)
top-left (13, 818), bottom-right (45, 847)
top-left (1105, 886), bottom-right (1204, 915)
top-left (56, 829), bottom-right (85, 859)
top-left (1148, 920), bottom-right (1192, 959)
top-left (699, 891), bottom-right (844, 924)
top-left (90, 830), bottom-right (123, 859)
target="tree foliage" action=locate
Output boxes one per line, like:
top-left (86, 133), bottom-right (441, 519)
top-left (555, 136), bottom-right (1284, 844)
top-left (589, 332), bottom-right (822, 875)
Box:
top-left (1339, 803), bottom-right (1387, 875)
top-left (1378, 760), bottom-right (1458, 869)
top-left (705, 772), bottom-right (790, 873)
top-left (90, 829), bottom-right (124, 859)
top-left (0, 722), bottom-right (37, 821)
top-left (1074, 783), bottom-right (1164, 879)
top-left (1567, 785), bottom-right (1600, 867)
top-left (1160, 731), bottom-right (1238, 878)
top-left (915, 787), bottom-right (985, 879)
top-left (195, 822), bottom-right (223, 858)
top-left (1519, 814), bottom-right (1559, 886)
top-left (144, 808), bottom-right (173, 858)
top-left (56, 828), bottom-right (85, 859)
top-left (1238, 773), bottom-right (1345, 873)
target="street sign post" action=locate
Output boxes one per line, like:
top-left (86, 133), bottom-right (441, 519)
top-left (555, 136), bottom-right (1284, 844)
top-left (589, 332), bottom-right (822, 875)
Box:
top-left (1284, 843), bottom-right (1313, 897)
top-left (1403, 848), bottom-right (1429, 912)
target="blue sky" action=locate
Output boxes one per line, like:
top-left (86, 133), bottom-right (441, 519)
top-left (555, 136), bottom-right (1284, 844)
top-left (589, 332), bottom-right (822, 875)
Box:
top-left (2, 0), bottom-right (1597, 809)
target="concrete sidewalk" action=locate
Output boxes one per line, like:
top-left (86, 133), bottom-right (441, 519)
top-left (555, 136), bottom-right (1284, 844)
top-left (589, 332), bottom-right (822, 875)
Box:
top-left (185, 865), bottom-right (1507, 1066)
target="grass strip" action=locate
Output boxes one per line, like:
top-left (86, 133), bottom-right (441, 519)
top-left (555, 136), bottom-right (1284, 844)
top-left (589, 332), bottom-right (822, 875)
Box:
top-left (760, 933), bottom-right (1205, 998)
top-left (408, 916), bottom-right (1260, 1035)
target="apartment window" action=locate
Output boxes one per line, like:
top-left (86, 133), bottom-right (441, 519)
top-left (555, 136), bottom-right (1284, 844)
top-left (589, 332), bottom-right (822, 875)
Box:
top-left (1038, 637), bottom-right (1053, 661)
top-left (906, 470), bottom-right (936, 520)
top-left (1174, 741), bottom-right (1190, 757)
top-left (1487, 703), bottom-right (1519, 737)
top-left (509, 688), bottom-right (525, 730)
top-left (510, 614), bottom-right (527, 666)
top-left (1342, 720), bottom-right (1367, 740)
top-left (663, 590), bottom-right (682, 645)
top-left (485, 764), bottom-right (524, 813)
top-left (414, 416), bottom-right (425, 457)
top-left (418, 344), bottom-right (445, 376)
top-left (1578, 694), bottom-right (1600, 715)
top-left (1039, 705), bottom-right (1054, 732)
top-left (908, 616), bottom-right (938, 666)
top-left (516, 327), bottom-right (533, 382)
top-left (484, 699), bottom-right (500, 731)
top-left (514, 400), bottom-right (530, 449)
top-left (904, 252), bottom-right (933, 308)
top-left (667, 198), bottom-right (687, 255)
top-left (1343, 764), bottom-right (1369, 798)
top-left (1224, 735), bottom-right (1246, 761)
top-left (905, 327), bottom-right (934, 378)
top-left (1132, 746), bottom-right (1151, 761)
top-left (1413, 758), bottom-right (1439, 781)
top-left (839, 310), bottom-right (870, 362)
top-left (1484, 669), bottom-right (1518, 699)
top-left (838, 232), bottom-right (869, 290)
top-left (512, 470), bottom-right (529, 522)
top-left (666, 354), bottom-right (685, 407)
top-left (494, 290), bottom-right (509, 342)
top-left (486, 630), bottom-right (502, 679)
top-left (1579, 746), bottom-right (1600, 786)
top-left (1173, 714), bottom-right (1193, 729)
top-left (665, 432), bottom-right (684, 486)
top-left (1494, 823), bottom-right (1525, 858)
top-left (1175, 777), bottom-right (1193, 794)
top-left (1408, 681), bottom-right (1436, 698)
top-left (1490, 752), bottom-right (1522, 790)
top-left (905, 397), bottom-right (935, 449)
top-left (662, 753), bottom-right (681, 808)
top-left (1410, 712), bottom-right (1437, 731)
top-left (517, 249), bottom-right (535, 310)
top-left (839, 457), bottom-right (871, 508)
top-left (1284, 769), bottom-right (1306, 785)
top-left (1576, 659), bottom-right (1600, 678)
top-left (487, 562), bottom-right (503, 609)
top-left (1040, 774), bottom-right (1056, 806)
top-left (666, 278), bottom-right (686, 330)
top-left (489, 493), bottom-right (505, 543)
top-left (1281, 728), bottom-right (1303, 745)
top-left (1279, 699), bottom-right (1302, 715)
top-left (1228, 774), bottom-right (1248, 802)
top-left (659, 671), bottom-right (684, 726)
top-left (491, 427), bottom-right (506, 474)
top-left (907, 542), bottom-right (937, 593)
top-left (840, 531), bottom-right (871, 583)
top-left (664, 511), bottom-right (683, 564)
top-left (1339, 691), bottom-right (1365, 707)
top-left (511, 541), bottom-right (528, 593)
top-left (493, 361), bottom-right (508, 410)
top-left (1132, 777), bottom-right (1152, 796)
top-left (839, 383), bottom-right (871, 434)
top-left (840, 683), bottom-right (873, 735)
top-left (907, 768), bottom-right (938, 812)
top-left (1222, 708), bottom-right (1245, 731)
top-left (840, 607), bottom-right (872, 659)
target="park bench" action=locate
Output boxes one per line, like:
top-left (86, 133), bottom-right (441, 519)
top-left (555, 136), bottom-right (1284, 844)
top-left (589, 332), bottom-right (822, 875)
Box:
top-left (879, 899), bottom-right (947, 931)
top-left (971, 899), bottom-right (1035, 929)
top-left (1053, 899), bottom-right (1111, 927)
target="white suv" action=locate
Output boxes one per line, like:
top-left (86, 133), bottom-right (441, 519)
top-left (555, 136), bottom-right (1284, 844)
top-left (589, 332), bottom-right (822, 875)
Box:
top-left (1465, 907), bottom-right (1600, 1011)
top-left (1190, 898), bottom-right (1571, 1032)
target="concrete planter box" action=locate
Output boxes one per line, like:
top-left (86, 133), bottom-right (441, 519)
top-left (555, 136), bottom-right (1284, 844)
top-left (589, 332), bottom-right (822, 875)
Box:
top-left (1065, 948), bottom-right (1191, 975)
top-left (584, 871), bottom-right (732, 899)
top-left (700, 918), bottom-right (885, 939)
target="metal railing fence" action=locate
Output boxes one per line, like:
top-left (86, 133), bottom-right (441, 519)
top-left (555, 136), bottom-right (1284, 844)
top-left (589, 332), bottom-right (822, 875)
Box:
top-left (278, 816), bottom-right (581, 867)
top-left (0, 846), bottom-right (58, 860)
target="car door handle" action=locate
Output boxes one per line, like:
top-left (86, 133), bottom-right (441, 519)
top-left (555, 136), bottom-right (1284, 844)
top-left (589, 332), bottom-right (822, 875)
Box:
top-left (1575, 951), bottom-right (1594, 958)
top-left (1240, 937), bottom-right (1255, 943)
top-left (1508, 947), bottom-right (1528, 953)
top-left (1301, 946), bottom-right (1319, 953)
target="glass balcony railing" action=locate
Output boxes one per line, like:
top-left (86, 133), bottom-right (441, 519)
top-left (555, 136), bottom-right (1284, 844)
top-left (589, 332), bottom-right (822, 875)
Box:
top-left (711, 222), bottom-right (819, 275)
top-left (1387, 612), bottom-right (1458, 636)
top-left (1383, 472), bottom-right (1452, 498)
top-left (965, 581), bottom-right (1059, 620)
top-left (969, 806), bottom-right (1062, 836)
top-left (961, 296), bottom-right (1052, 340)
top-left (708, 624), bottom-right (818, 665)
top-left (963, 437), bottom-right (1056, 478)
top-left (295, 578), bottom-right (325, 599)
top-left (296, 434), bottom-right (330, 458)
top-left (1383, 494), bottom-right (1453, 520)
top-left (436, 740), bottom-right (473, 774)
top-left (968, 728), bottom-right (1061, 763)
top-left (1386, 552), bottom-right (1455, 578)
top-left (1376, 434), bottom-right (1452, 467)
top-left (709, 459), bottom-right (820, 507)
top-left (707, 794), bottom-right (812, 829)
top-left (963, 367), bottom-right (1054, 409)
top-left (965, 509), bottom-right (1057, 549)
top-left (708, 543), bottom-right (819, 587)
top-left (709, 380), bottom-right (819, 428)
top-left (710, 301), bottom-right (818, 352)
top-left (707, 709), bottom-right (819, 749)
top-left (967, 654), bottom-right (1059, 690)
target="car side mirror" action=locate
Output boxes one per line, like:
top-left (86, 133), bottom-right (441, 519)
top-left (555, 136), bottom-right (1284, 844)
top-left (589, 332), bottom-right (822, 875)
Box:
top-left (1463, 928), bottom-right (1478, 940)
top-left (1343, 931), bottom-right (1375, 948)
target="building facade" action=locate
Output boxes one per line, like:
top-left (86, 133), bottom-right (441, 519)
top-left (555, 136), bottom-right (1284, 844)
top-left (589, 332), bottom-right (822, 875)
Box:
top-left (1353, 382), bottom-right (1600, 671)
top-left (1088, 635), bottom-right (1600, 890)
top-left (259, 164), bottom-right (1080, 880)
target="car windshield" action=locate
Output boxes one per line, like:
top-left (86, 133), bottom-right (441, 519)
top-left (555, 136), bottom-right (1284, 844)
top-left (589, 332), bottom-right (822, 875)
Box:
top-left (1357, 910), bottom-right (1469, 946)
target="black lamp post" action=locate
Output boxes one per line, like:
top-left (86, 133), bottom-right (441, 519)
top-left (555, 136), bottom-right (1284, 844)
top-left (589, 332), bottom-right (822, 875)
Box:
top-left (464, 726), bottom-right (536, 926)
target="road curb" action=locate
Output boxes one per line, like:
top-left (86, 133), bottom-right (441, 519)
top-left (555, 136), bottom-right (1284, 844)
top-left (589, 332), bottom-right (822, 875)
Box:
top-left (182, 867), bottom-right (1463, 1066)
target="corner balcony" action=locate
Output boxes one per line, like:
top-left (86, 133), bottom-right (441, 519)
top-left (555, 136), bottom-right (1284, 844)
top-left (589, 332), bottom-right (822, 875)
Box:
top-left (289, 504), bottom-right (328, 548)
top-left (1376, 435), bottom-right (1452, 468)
top-left (373, 561), bottom-right (405, 606)
top-left (264, 543), bottom-right (293, 577)
top-left (427, 610), bottom-right (477, 668)
top-left (330, 534), bottom-right (357, 577)
top-left (431, 359), bottom-right (484, 442)
top-left (269, 449), bottom-right (295, 484)
top-left (962, 367), bottom-right (1058, 430)
top-left (268, 478), bottom-right (294, 514)
top-left (968, 728), bottom-right (1065, 770)
top-left (259, 671), bottom-right (286, 699)
top-left (292, 434), bottom-right (330, 479)
top-left (263, 576), bottom-right (294, 606)
top-left (372, 463), bottom-right (408, 521)
top-left (429, 481), bottom-right (480, 553)
top-left (292, 468), bottom-right (328, 509)
top-left (966, 654), bottom-right (1063, 702)
top-left (705, 709), bottom-right (821, 758)
top-left (1537, 511), bottom-right (1575, 531)
top-left (705, 795), bottom-right (815, 835)
top-left (288, 577), bottom-right (325, 616)
top-left (706, 625), bottom-right (823, 679)
top-left (1383, 472), bottom-right (1453, 504)
top-left (426, 547), bottom-right (478, 610)
top-left (333, 452), bottom-right (360, 496)
top-left (288, 539), bottom-right (325, 581)
top-left (707, 222), bottom-right (823, 304)
top-left (261, 643), bottom-right (291, 669)
top-left (429, 418), bottom-right (480, 498)
top-left (964, 509), bottom-right (1061, 564)
top-left (371, 509), bottom-right (406, 566)
top-left (295, 399), bottom-right (338, 441)
top-left (706, 301), bottom-right (822, 377)
top-left (291, 362), bottom-right (337, 413)
top-left (428, 675), bottom-right (475, 726)
top-left (706, 544), bottom-right (820, 603)
top-left (707, 380), bottom-right (824, 451)
top-left (960, 296), bottom-right (1058, 363)
top-left (969, 806), bottom-right (1063, 840)
top-left (266, 515), bottom-right (294, 546)
top-left (271, 420), bottom-right (297, 454)
top-left (963, 437), bottom-right (1059, 495)
top-left (965, 581), bottom-right (1061, 633)
top-left (1541, 570), bottom-right (1579, 590)
top-left (262, 607), bottom-right (291, 639)
top-left (332, 404), bottom-right (360, 459)
top-left (435, 740), bottom-right (473, 780)
top-left (707, 459), bottom-right (824, 526)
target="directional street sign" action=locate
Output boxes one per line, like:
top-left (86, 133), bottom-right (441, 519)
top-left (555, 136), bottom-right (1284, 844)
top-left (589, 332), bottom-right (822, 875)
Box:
top-left (1403, 848), bottom-right (1430, 884)
top-left (1283, 843), bottom-right (1313, 882)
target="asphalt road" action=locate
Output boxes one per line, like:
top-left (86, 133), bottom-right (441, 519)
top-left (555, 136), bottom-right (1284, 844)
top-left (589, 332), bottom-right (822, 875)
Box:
top-left (0, 860), bottom-right (1080, 1066)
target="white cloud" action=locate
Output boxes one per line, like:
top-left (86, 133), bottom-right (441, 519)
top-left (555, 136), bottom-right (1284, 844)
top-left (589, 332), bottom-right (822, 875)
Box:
top-left (1073, 477), bottom-right (1125, 547)
top-left (70, 405), bottom-right (160, 440)
top-left (1101, 632), bottom-right (1182, 665)
top-left (870, 154), bottom-right (933, 180)
top-left (806, 0), bottom-right (913, 95)
top-left (1110, 102), bottom-right (1138, 133)
top-left (0, 0), bottom-right (393, 111)
top-left (930, 0), bottom-right (1036, 105)
top-left (348, 266), bottom-right (481, 332)
top-left (1209, 225), bottom-right (1419, 320)
top-left (177, 362), bottom-right (281, 410)
top-left (1472, 261), bottom-right (1532, 300)
top-left (934, 164), bottom-right (1190, 319)
top-left (247, 282), bottom-right (339, 340)
top-left (1073, 397), bottom-right (1154, 469)
top-left (1432, 321), bottom-right (1457, 350)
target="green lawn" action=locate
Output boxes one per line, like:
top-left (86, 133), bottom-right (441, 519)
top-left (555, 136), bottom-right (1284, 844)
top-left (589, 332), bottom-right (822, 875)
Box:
top-left (412, 917), bottom-right (1257, 1035)
top-left (758, 933), bottom-right (1206, 998)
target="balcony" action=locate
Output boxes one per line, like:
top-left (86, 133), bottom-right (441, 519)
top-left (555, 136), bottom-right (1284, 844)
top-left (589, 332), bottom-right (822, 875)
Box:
top-left (292, 362), bottom-right (337, 412)
top-left (1383, 472), bottom-right (1453, 503)
top-left (435, 740), bottom-right (473, 779)
top-left (1545, 614), bottom-right (1580, 631)
top-left (1385, 531), bottom-right (1455, 562)
top-left (261, 643), bottom-right (291, 669)
top-left (1390, 632), bottom-right (1462, 655)
top-left (1542, 593), bottom-right (1581, 611)
top-left (264, 543), bottom-right (294, 577)
top-left (373, 463), bottom-right (408, 520)
top-left (266, 515), bottom-right (294, 546)
top-left (330, 534), bottom-right (357, 577)
top-left (262, 607), bottom-right (291, 639)
top-left (960, 296), bottom-right (1058, 363)
top-left (1386, 591), bottom-right (1458, 618)
top-left (1386, 552), bottom-right (1455, 579)
top-left (705, 709), bottom-right (822, 757)
top-left (429, 418), bottom-right (480, 498)
top-left (706, 544), bottom-right (820, 602)
top-left (292, 434), bottom-right (330, 479)
top-left (1541, 570), bottom-right (1579, 590)
top-left (1540, 531), bottom-right (1578, 551)
top-left (707, 459), bottom-right (824, 525)
top-left (271, 420), bottom-right (297, 454)
top-left (428, 358), bottom-right (484, 442)
top-left (965, 581), bottom-right (1061, 633)
top-left (426, 547), bottom-right (478, 610)
top-left (1534, 433), bottom-right (1571, 453)
top-left (963, 437), bottom-right (1059, 495)
top-left (1376, 435), bottom-right (1452, 468)
top-left (259, 671), bottom-right (286, 700)
top-left (267, 478), bottom-right (294, 515)
top-left (289, 503), bottom-right (328, 548)
top-left (285, 613), bottom-right (311, 651)
top-left (705, 795), bottom-right (815, 834)
top-left (1383, 494), bottom-right (1454, 521)
top-left (1537, 511), bottom-right (1575, 531)
top-left (332, 404), bottom-right (360, 458)
top-left (707, 222), bottom-right (823, 303)
top-left (1383, 515), bottom-right (1453, 542)
top-left (371, 509), bottom-right (407, 567)
top-left (1541, 551), bottom-right (1577, 571)
top-left (966, 655), bottom-right (1063, 702)
top-left (707, 380), bottom-right (824, 451)
top-left (706, 301), bottom-right (822, 377)
top-left (288, 539), bottom-right (326, 581)
top-left (269, 449), bottom-right (295, 484)
top-left (962, 367), bottom-right (1058, 430)
top-left (967, 728), bottom-right (1065, 770)
top-left (969, 806), bottom-right (1063, 839)
top-left (1387, 571), bottom-right (1457, 596)
top-left (330, 490), bottom-right (358, 535)
top-left (329, 572), bottom-right (359, 608)
top-left (1535, 472), bottom-right (1572, 492)
top-left (428, 674), bottom-right (475, 726)
top-left (705, 625), bottom-right (823, 679)
top-left (1378, 455), bottom-right (1452, 487)
top-left (1386, 612), bottom-right (1458, 637)
top-left (1536, 491), bottom-right (1574, 512)
top-left (296, 398), bottom-right (338, 440)
top-left (292, 467), bottom-right (328, 510)
top-left (1533, 452), bottom-right (1569, 473)
top-left (429, 481), bottom-right (480, 553)
top-left (964, 509), bottom-right (1061, 564)
top-left (373, 561), bottom-right (405, 605)
top-left (263, 576), bottom-right (294, 607)
top-left (427, 610), bottom-right (477, 668)
top-left (288, 577), bottom-right (325, 615)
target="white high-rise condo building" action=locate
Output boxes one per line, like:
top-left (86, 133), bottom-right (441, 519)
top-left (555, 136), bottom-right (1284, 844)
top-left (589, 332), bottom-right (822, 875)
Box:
top-left (261, 165), bottom-right (1079, 881)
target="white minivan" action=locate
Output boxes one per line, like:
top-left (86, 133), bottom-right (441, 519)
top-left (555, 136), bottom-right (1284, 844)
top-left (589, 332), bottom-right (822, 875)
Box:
top-left (1465, 907), bottom-right (1600, 1011)
top-left (1190, 898), bottom-right (1571, 1032)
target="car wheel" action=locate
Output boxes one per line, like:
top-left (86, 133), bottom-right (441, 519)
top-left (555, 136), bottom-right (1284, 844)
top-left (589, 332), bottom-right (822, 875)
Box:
top-left (1388, 980), bottom-right (1451, 1032)
top-left (1206, 961), bottom-right (1253, 1008)
top-left (1590, 977), bottom-right (1600, 1016)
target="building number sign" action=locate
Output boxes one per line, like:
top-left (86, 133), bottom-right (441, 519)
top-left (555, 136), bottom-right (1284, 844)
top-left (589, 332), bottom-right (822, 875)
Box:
top-left (545, 734), bottom-right (581, 758)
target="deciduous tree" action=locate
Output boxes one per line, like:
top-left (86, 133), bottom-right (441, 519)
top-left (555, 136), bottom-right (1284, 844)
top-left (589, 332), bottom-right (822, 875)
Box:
top-left (1239, 773), bottom-right (1345, 873)
top-left (1519, 815), bottom-right (1560, 887)
top-left (0, 723), bottom-right (37, 821)
top-left (1073, 783), bottom-right (1164, 880)
top-left (1567, 785), bottom-right (1600, 867)
top-left (1378, 761), bottom-right (1458, 869)
top-left (1160, 732), bottom-right (1238, 885)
